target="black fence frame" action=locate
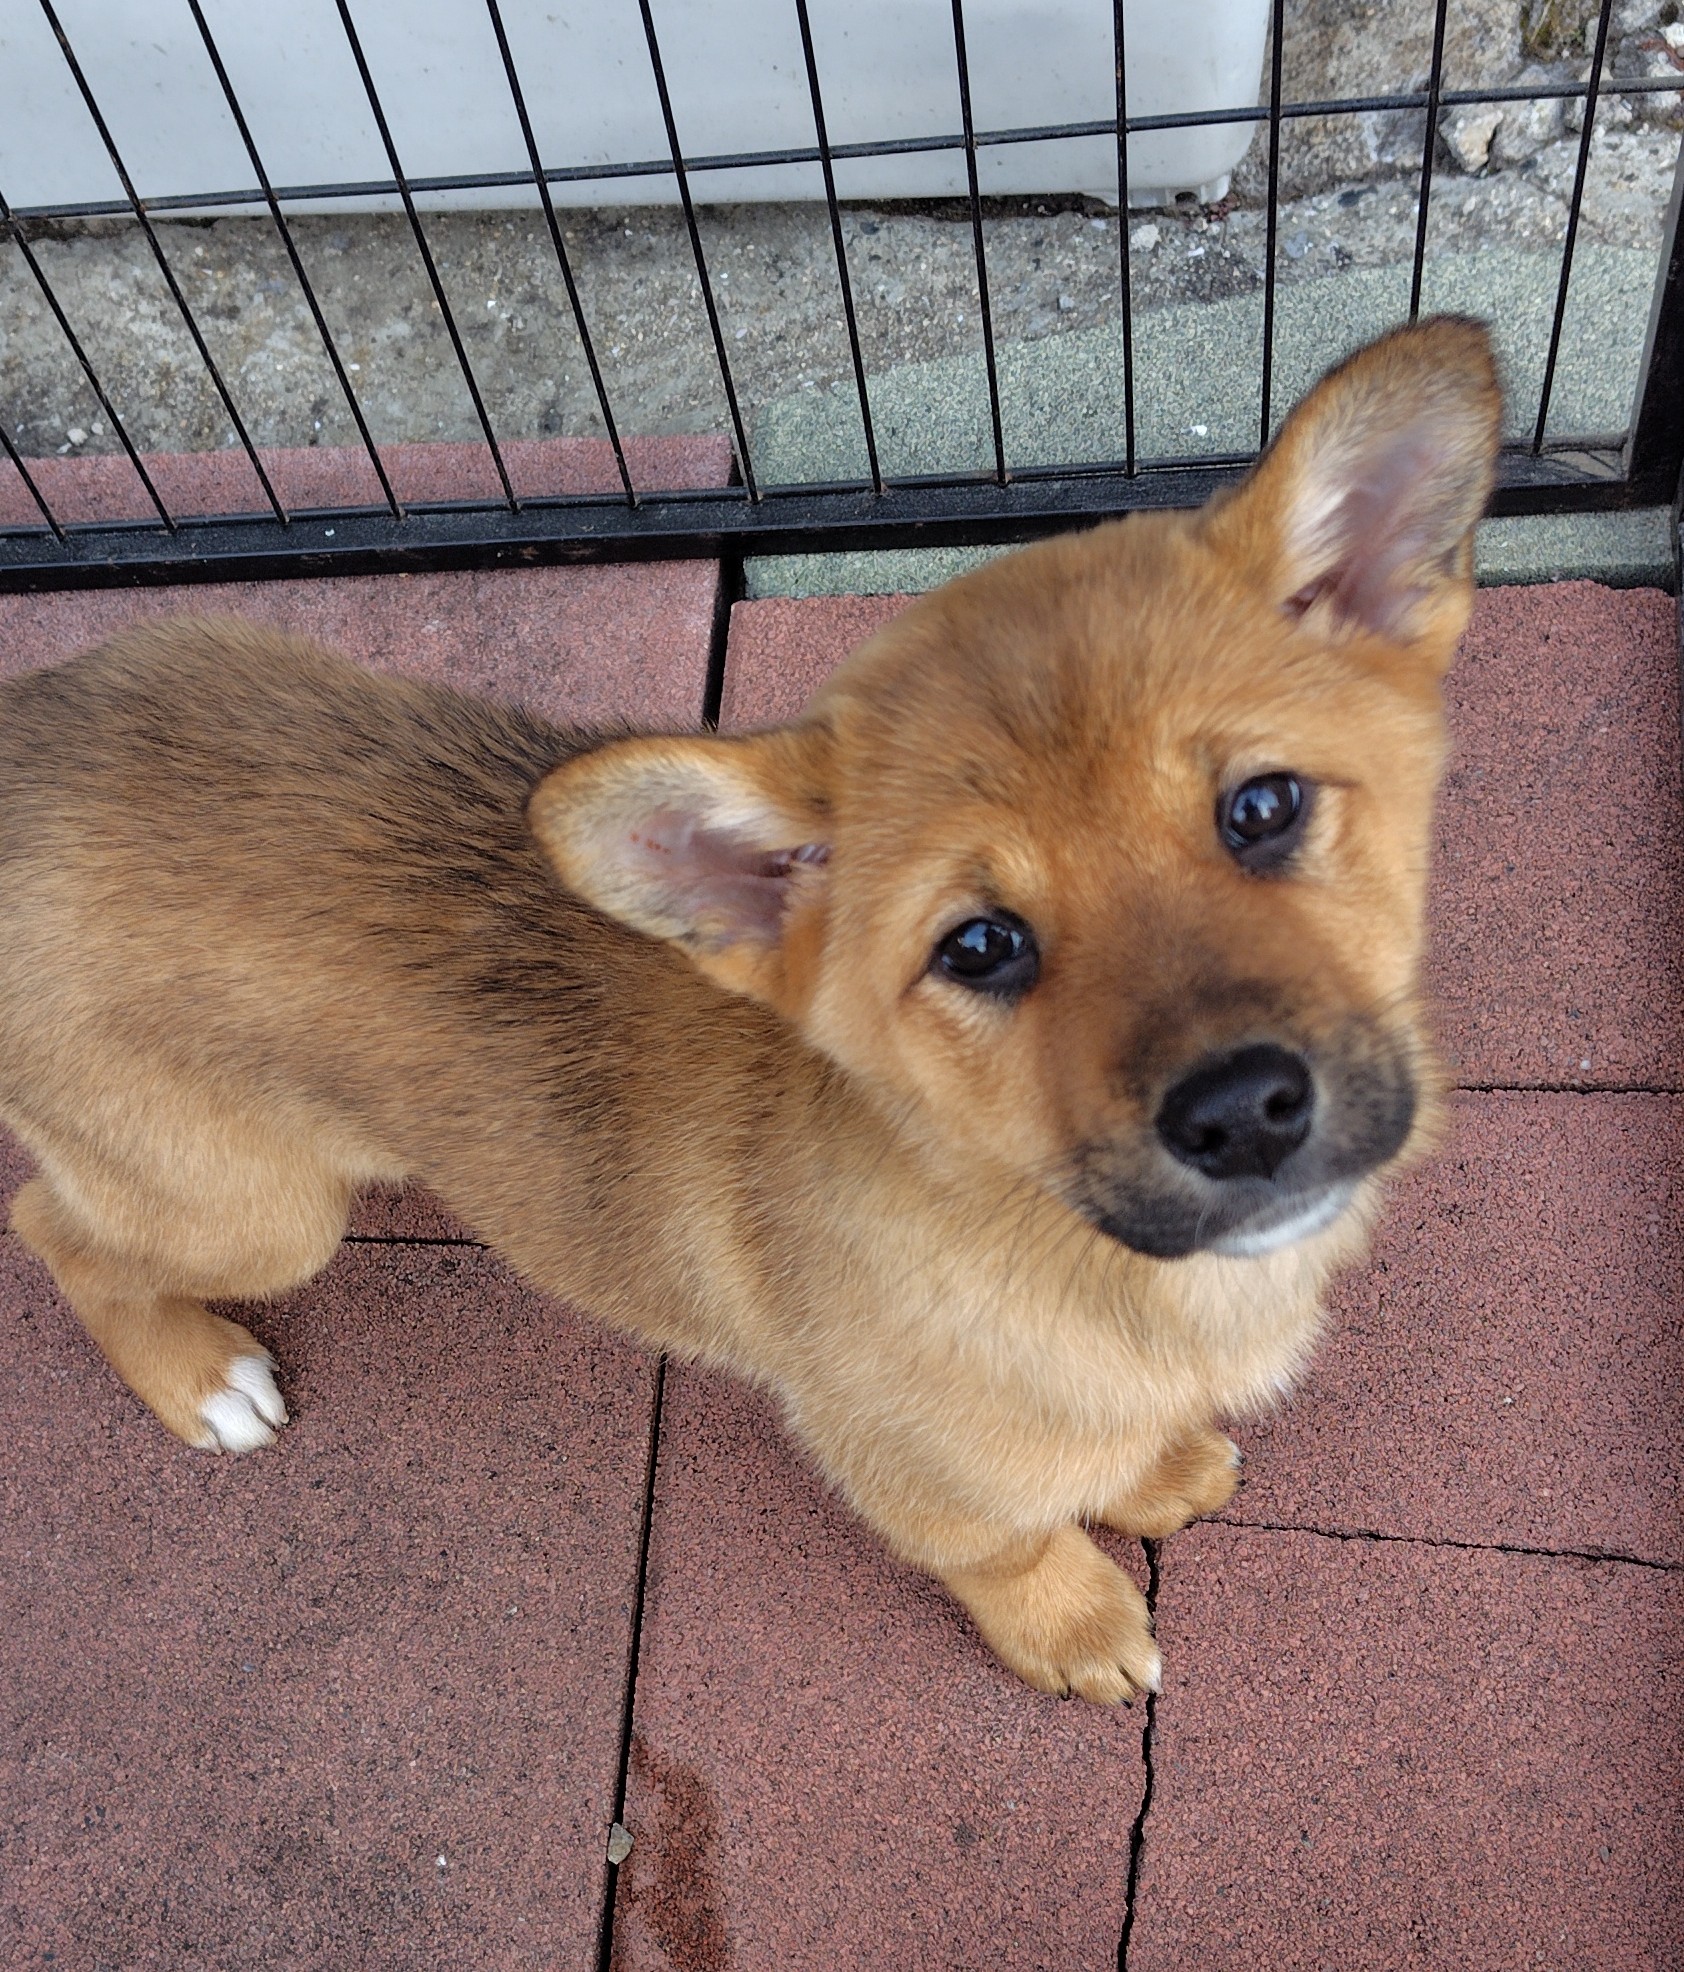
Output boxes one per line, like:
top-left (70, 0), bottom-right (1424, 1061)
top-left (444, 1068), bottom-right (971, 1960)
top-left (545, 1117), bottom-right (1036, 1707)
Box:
top-left (2, 0), bottom-right (1682, 592)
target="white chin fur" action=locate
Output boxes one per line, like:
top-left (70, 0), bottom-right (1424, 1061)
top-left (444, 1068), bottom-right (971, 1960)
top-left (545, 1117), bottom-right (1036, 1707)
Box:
top-left (196, 1352), bottom-right (289, 1454)
top-left (1207, 1181), bottom-right (1357, 1258)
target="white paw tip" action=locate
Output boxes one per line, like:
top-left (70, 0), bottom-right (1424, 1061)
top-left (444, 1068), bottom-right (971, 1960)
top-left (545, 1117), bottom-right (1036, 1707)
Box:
top-left (1140, 1648), bottom-right (1164, 1696)
top-left (1224, 1436), bottom-right (1244, 1468)
top-left (199, 1353), bottom-right (288, 1454)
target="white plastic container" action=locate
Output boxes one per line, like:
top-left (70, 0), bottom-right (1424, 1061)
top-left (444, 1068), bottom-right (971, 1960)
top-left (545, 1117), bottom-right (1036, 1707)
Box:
top-left (2, 0), bottom-right (1268, 215)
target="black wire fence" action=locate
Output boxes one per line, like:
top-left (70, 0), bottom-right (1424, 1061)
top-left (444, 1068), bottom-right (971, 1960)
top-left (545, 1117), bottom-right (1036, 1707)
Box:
top-left (0, 0), bottom-right (1681, 591)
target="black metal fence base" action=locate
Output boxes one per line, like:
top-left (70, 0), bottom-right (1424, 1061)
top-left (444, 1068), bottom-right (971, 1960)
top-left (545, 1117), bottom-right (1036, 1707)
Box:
top-left (0, 446), bottom-right (1655, 594)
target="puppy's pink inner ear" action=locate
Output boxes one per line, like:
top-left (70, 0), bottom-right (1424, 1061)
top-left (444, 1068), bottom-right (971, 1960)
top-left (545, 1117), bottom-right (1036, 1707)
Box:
top-left (626, 807), bottom-right (829, 945)
top-left (1284, 440), bottom-right (1454, 637)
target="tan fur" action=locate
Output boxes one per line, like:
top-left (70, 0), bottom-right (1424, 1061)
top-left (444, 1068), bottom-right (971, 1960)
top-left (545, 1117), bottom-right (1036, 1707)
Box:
top-left (0, 321), bottom-right (1500, 1699)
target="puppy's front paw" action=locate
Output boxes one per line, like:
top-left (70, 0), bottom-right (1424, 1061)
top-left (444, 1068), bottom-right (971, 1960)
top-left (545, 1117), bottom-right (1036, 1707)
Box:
top-left (1099, 1426), bottom-right (1242, 1538)
top-left (195, 1352), bottom-right (289, 1454)
top-left (944, 1525), bottom-right (1161, 1705)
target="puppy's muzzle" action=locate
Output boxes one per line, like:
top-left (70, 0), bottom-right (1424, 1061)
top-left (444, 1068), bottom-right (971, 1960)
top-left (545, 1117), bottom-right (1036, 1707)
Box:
top-left (1074, 1029), bottom-right (1416, 1262)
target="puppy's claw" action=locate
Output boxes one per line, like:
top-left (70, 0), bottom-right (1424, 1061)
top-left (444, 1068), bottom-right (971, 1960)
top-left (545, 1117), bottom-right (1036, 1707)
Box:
top-left (195, 1352), bottom-right (287, 1454)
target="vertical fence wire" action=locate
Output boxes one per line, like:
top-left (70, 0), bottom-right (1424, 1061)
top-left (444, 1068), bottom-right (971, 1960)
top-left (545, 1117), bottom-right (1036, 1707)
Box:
top-left (1406, 0), bottom-right (1450, 321)
top-left (1111, 0), bottom-right (1137, 476)
top-left (634, 0), bottom-right (760, 498)
top-left (1532, 0), bottom-right (1617, 451)
top-left (0, 188), bottom-right (176, 528)
top-left (484, 0), bottom-right (636, 504)
top-left (185, 0), bottom-right (400, 517)
top-left (333, 0), bottom-right (519, 508)
top-left (1623, 131), bottom-right (1684, 493)
top-left (950, 0), bottom-right (1008, 484)
top-left (38, 0), bottom-right (286, 522)
top-left (1258, 0), bottom-right (1287, 447)
top-left (794, 0), bottom-right (884, 495)
top-left (0, 419), bottom-right (66, 539)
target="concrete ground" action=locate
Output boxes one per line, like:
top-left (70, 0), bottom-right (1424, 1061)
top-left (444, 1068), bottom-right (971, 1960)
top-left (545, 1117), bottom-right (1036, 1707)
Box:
top-left (2, 440), bottom-right (1682, 1968)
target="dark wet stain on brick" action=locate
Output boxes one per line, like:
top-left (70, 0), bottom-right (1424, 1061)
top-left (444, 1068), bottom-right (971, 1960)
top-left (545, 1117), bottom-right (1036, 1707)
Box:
top-left (618, 1735), bottom-right (730, 1972)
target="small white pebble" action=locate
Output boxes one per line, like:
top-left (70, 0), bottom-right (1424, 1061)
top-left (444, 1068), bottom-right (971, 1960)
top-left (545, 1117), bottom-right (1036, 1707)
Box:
top-left (1129, 223), bottom-right (1159, 250)
top-left (607, 1822), bottom-right (634, 1865)
top-left (1189, 423), bottom-right (1209, 436)
top-left (437, 1854), bottom-right (447, 1868)
top-left (66, 426), bottom-right (87, 445)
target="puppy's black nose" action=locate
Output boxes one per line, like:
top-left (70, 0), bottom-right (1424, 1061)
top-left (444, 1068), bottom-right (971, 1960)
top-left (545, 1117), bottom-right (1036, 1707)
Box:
top-left (1156, 1044), bottom-right (1314, 1181)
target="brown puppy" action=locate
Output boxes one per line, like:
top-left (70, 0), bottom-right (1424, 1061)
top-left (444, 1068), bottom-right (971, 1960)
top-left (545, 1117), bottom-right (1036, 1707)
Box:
top-left (0, 320), bottom-right (1498, 1702)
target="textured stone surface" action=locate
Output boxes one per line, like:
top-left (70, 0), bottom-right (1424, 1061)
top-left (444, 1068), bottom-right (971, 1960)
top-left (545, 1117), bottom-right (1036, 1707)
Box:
top-left (0, 1236), bottom-right (656, 1971)
top-left (717, 594), bottom-right (902, 730)
top-left (0, 557), bottom-right (719, 730)
top-left (1429, 582), bottom-right (1684, 1090)
top-left (0, 433), bottom-right (730, 528)
top-left (609, 1366), bottom-right (1150, 1972)
top-left (1259, 0), bottom-right (1524, 201)
top-left (1130, 1522), bottom-right (1684, 1971)
top-left (1223, 1092), bottom-right (1684, 1562)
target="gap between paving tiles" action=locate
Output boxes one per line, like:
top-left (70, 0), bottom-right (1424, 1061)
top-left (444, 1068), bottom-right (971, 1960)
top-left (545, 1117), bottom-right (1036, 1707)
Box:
top-left (595, 1359), bottom-right (669, 1972)
top-left (1217, 1516), bottom-right (1684, 1574)
top-left (593, 548), bottom-right (737, 1972)
top-left (1117, 1539), bottom-right (1163, 1972)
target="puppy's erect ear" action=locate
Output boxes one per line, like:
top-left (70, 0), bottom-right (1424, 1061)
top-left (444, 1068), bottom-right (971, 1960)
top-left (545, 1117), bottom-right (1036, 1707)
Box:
top-left (529, 726), bottom-right (833, 1006)
top-left (1202, 316), bottom-right (1501, 660)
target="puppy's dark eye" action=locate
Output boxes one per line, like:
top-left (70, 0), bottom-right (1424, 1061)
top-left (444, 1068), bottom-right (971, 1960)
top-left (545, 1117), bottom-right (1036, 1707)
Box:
top-left (1218, 773), bottom-right (1311, 872)
top-left (933, 913), bottom-right (1039, 996)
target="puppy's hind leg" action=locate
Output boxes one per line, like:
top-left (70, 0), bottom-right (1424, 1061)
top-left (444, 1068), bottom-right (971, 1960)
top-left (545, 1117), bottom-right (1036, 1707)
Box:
top-left (10, 1141), bottom-right (354, 1454)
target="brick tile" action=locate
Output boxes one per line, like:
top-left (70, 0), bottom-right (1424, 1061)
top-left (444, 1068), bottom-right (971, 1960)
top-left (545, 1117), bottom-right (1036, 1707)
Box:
top-left (719, 595), bottom-right (902, 730)
top-left (1129, 1522), bottom-right (1684, 1971)
top-left (1431, 583), bottom-right (1684, 1090)
top-left (1221, 1092), bottom-right (1684, 1563)
top-left (0, 558), bottom-right (719, 729)
top-left (609, 1365), bottom-right (1147, 1972)
top-left (0, 434), bottom-right (731, 527)
top-left (0, 1235), bottom-right (656, 1970)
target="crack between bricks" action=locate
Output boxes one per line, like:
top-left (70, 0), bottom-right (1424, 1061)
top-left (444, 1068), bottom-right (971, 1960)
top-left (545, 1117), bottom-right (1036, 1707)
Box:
top-left (1453, 1080), bottom-right (1683, 1096)
top-left (594, 1351), bottom-right (667, 1972)
top-left (1217, 1512), bottom-right (1683, 1574)
top-left (1117, 1537), bottom-right (1161, 1972)
top-left (342, 1231), bottom-right (485, 1248)
top-left (701, 545), bottom-right (744, 730)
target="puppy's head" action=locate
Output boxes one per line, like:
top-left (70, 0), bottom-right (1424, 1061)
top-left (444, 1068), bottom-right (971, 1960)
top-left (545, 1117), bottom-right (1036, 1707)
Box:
top-left (531, 318), bottom-right (1500, 1260)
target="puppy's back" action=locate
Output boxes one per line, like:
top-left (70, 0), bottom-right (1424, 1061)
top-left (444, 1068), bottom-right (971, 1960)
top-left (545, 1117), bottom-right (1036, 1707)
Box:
top-left (0, 617), bottom-right (663, 1147)
top-left (0, 616), bottom-right (572, 881)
